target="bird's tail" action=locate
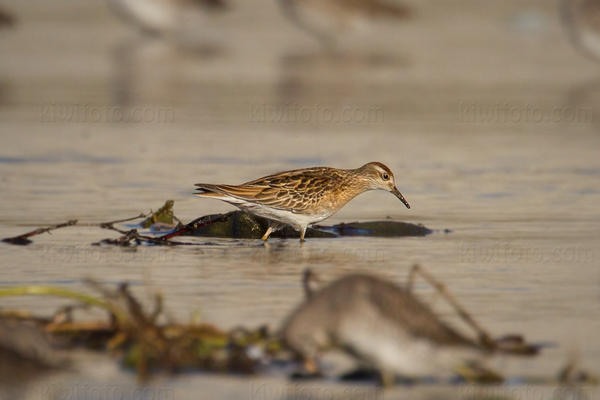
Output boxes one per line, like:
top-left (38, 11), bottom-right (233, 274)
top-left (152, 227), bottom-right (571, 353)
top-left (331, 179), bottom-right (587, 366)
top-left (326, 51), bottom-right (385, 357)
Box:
top-left (194, 183), bottom-right (228, 198)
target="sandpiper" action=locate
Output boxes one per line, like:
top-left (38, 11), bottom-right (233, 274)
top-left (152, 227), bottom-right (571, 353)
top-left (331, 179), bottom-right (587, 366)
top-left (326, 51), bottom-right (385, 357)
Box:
top-left (195, 162), bottom-right (410, 241)
top-left (281, 267), bottom-right (538, 384)
top-left (279, 0), bottom-right (411, 49)
top-left (561, 0), bottom-right (600, 61)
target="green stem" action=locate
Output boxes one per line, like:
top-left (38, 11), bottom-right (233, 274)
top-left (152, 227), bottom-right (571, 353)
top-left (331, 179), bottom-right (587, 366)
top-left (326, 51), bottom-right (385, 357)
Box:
top-left (0, 286), bottom-right (125, 322)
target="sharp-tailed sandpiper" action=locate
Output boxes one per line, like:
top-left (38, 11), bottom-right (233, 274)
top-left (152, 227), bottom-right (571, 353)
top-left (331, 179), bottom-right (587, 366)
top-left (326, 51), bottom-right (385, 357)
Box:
top-left (195, 162), bottom-right (410, 241)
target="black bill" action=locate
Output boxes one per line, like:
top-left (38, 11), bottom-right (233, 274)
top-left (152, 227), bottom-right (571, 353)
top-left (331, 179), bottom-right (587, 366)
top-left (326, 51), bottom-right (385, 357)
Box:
top-left (392, 187), bottom-right (410, 209)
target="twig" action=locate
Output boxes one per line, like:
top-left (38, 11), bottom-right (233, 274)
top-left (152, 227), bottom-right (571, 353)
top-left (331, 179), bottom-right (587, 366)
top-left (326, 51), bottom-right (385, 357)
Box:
top-left (93, 229), bottom-right (159, 246)
top-left (406, 264), bottom-right (495, 348)
top-left (99, 213), bottom-right (148, 229)
top-left (0, 286), bottom-right (125, 321)
top-left (157, 214), bottom-right (230, 241)
top-left (81, 212), bottom-right (228, 245)
top-left (2, 209), bottom-right (231, 247)
top-left (2, 213), bottom-right (153, 246)
top-left (2, 220), bottom-right (78, 245)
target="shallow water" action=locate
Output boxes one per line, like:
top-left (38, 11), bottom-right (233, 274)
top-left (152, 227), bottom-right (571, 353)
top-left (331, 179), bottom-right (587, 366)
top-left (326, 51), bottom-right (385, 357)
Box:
top-left (0, 0), bottom-right (599, 398)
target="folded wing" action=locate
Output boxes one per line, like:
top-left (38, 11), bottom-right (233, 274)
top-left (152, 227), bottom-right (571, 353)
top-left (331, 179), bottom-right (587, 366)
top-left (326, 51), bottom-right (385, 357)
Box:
top-left (195, 168), bottom-right (339, 214)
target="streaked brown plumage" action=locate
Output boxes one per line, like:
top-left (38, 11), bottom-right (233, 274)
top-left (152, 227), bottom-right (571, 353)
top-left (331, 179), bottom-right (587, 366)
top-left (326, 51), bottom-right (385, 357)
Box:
top-left (195, 162), bottom-right (410, 241)
top-left (281, 271), bottom-right (538, 383)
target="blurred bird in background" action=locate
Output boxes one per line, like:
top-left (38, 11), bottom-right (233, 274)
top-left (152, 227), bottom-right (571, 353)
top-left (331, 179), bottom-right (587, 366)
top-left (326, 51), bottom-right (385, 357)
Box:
top-left (0, 7), bottom-right (16, 28)
top-left (107, 0), bottom-right (228, 47)
top-left (561, 0), bottom-right (600, 62)
top-left (279, 0), bottom-right (411, 50)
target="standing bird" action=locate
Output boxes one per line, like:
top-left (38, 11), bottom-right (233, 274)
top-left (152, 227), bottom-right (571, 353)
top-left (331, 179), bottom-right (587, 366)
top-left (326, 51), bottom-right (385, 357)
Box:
top-left (561, 0), bottom-right (600, 62)
top-left (195, 162), bottom-right (410, 241)
top-left (279, 0), bottom-right (411, 50)
top-left (281, 269), bottom-right (538, 384)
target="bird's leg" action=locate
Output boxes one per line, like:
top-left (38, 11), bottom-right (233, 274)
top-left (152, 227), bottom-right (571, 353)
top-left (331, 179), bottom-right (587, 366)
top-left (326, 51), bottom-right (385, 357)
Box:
top-left (303, 358), bottom-right (319, 375)
top-left (377, 370), bottom-right (397, 388)
top-left (261, 226), bottom-right (273, 241)
top-left (299, 225), bottom-right (307, 242)
top-left (290, 357), bottom-right (322, 380)
top-left (406, 264), bottom-right (495, 348)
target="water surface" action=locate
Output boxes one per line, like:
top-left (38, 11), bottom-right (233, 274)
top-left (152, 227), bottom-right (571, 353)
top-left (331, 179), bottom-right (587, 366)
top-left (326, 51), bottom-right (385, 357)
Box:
top-left (0, 0), bottom-right (599, 398)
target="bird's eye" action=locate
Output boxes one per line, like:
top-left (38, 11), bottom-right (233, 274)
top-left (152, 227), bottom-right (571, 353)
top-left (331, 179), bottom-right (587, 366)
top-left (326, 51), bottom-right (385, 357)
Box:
top-left (382, 173), bottom-right (390, 180)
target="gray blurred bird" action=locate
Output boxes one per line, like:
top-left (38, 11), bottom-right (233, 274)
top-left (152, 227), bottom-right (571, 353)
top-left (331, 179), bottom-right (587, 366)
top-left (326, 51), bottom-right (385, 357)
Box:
top-left (107, 0), bottom-right (228, 44)
top-left (281, 269), bottom-right (537, 384)
top-left (562, 0), bottom-right (600, 62)
top-left (0, 7), bottom-right (16, 28)
top-left (279, 0), bottom-right (411, 49)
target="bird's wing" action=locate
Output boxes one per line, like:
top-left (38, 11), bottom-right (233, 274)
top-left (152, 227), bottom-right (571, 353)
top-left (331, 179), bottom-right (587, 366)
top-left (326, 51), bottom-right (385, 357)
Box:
top-left (371, 282), bottom-right (478, 347)
top-left (195, 167), bottom-right (340, 214)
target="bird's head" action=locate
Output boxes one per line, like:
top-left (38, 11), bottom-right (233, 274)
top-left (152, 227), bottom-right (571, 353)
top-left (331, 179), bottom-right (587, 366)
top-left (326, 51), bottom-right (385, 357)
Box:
top-left (358, 162), bottom-right (410, 209)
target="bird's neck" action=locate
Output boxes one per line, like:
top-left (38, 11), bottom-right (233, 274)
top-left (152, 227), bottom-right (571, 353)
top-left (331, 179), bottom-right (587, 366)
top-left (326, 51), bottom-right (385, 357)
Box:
top-left (330, 172), bottom-right (372, 210)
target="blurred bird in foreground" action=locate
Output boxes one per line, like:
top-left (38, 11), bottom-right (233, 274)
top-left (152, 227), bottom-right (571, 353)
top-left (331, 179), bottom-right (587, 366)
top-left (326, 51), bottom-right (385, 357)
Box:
top-left (281, 266), bottom-right (539, 385)
top-left (279, 0), bottom-right (411, 50)
top-left (561, 0), bottom-right (600, 62)
top-left (107, 0), bottom-right (228, 46)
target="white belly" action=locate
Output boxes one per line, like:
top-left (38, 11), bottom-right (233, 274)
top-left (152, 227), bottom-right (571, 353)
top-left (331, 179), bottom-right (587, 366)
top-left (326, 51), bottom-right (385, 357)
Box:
top-left (220, 196), bottom-right (331, 230)
top-left (337, 311), bottom-right (480, 377)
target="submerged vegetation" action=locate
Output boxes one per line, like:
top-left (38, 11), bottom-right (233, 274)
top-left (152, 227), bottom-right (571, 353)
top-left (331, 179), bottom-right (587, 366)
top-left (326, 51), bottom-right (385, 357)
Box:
top-left (1, 200), bottom-right (434, 246)
top-left (0, 282), bottom-right (282, 381)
